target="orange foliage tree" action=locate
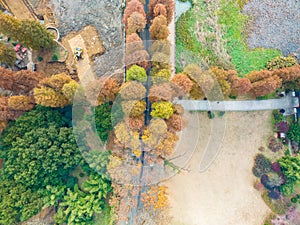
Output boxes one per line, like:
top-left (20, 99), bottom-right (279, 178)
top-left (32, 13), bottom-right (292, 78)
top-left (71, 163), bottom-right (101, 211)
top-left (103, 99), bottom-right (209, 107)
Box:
top-left (126, 12), bottom-right (146, 34)
top-left (251, 75), bottom-right (282, 97)
top-left (149, 15), bottom-right (169, 40)
top-left (171, 73), bottom-right (193, 93)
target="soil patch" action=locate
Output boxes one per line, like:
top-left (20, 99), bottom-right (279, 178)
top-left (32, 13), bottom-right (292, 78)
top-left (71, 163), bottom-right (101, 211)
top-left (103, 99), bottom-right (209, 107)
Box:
top-left (165, 111), bottom-right (272, 225)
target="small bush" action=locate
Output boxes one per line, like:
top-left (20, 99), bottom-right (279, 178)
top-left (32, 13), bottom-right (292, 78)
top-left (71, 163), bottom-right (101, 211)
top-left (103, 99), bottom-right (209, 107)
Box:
top-left (267, 56), bottom-right (297, 70)
top-left (253, 154), bottom-right (272, 177)
top-left (269, 137), bottom-right (284, 153)
top-left (52, 53), bottom-right (58, 61)
top-left (38, 56), bottom-right (43, 62)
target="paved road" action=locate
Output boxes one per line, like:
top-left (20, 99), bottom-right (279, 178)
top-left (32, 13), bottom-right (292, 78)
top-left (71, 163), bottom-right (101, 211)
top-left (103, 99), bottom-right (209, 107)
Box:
top-left (176, 95), bottom-right (299, 114)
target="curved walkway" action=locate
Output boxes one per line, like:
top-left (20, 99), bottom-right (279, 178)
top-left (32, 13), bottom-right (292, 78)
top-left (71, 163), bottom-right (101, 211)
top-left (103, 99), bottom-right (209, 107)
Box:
top-left (176, 95), bottom-right (299, 114)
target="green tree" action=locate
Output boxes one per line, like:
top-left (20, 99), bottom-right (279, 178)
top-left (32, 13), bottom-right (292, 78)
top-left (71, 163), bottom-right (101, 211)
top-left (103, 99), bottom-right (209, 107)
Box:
top-left (3, 126), bottom-right (82, 188)
top-left (95, 102), bottom-right (113, 141)
top-left (1, 105), bottom-right (70, 152)
top-left (151, 101), bottom-right (174, 119)
top-left (0, 42), bottom-right (15, 66)
top-left (287, 123), bottom-right (300, 144)
top-left (0, 179), bottom-right (44, 224)
top-left (278, 155), bottom-right (300, 195)
top-left (55, 173), bottom-right (112, 225)
top-left (126, 64), bottom-right (147, 82)
top-left (0, 13), bottom-right (54, 49)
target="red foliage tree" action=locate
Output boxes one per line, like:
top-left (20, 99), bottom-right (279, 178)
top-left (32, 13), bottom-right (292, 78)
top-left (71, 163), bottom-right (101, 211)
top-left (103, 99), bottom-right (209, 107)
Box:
top-left (166, 114), bottom-right (184, 132)
top-left (126, 33), bottom-right (144, 54)
top-left (0, 67), bottom-right (14, 91)
top-left (123, 0), bottom-right (146, 28)
top-left (230, 77), bottom-right (252, 96)
top-left (149, 83), bottom-right (175, 102)
top-left (251, 75), bottom-right (282, 97)
top-left (125, 50), bottom-right (150, 69)
top-left (149, 0), bottom-right (175, 24)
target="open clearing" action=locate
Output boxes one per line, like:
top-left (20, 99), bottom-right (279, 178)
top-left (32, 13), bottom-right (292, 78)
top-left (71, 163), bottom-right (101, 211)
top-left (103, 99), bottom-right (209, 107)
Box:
top-left (165, 111), bottom-right (273, 225)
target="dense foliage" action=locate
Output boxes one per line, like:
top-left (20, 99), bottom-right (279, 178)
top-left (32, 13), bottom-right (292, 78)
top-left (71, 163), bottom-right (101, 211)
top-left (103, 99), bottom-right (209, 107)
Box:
top-left (0, 13), bottom-right (54, 50)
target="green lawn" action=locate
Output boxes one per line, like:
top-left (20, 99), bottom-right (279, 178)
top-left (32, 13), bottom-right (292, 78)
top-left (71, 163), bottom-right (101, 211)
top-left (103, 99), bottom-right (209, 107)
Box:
top-left (175, 0), bottom-right (282, 76)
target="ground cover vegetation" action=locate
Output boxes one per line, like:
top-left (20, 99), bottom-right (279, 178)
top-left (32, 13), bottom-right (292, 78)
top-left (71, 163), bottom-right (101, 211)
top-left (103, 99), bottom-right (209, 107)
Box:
top-left (252, 110), bottom-right (300, 225)
top-left (175, 0), bottom-right (281, 75)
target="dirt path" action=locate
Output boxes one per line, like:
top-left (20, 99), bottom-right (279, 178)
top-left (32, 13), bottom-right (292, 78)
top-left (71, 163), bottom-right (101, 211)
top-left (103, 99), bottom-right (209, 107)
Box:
top-left (4, 0), bottom-right (35, 20)
top-left (165, 111), bottom-right (272, 225)
top-left (67, 34), bottom-right (96, 87)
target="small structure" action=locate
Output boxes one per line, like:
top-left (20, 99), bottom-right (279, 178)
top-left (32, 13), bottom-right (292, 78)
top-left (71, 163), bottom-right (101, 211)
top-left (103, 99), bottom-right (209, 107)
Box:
top-left (74, 47), bottom-right (83, 61)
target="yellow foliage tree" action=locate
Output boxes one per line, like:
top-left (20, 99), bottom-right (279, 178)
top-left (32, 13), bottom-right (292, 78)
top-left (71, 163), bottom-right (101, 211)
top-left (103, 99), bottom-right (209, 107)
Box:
top-left (8, 95), bottom-right (35, 111)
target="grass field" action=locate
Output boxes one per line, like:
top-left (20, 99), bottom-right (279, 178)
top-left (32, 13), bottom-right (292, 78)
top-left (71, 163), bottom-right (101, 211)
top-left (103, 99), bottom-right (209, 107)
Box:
top-left (175, 0), bottom-right (281, 76)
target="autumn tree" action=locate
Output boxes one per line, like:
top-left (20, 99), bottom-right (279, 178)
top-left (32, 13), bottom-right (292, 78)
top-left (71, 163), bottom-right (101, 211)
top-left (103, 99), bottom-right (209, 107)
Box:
top-left (34, 73), bottom-right (77, 107)
top-left (246, 70), bottom-right (274, 83)
top-left (184, 64), bottom-right (215, 98)
top-left (155, 131), bottom-right (178, 157)
top-left (0, 12), bottom-right (22, 39)
top-left (125, 49), bottom-right (150, 69)
top-left (267, 56), bottom-right (297, 70)
top-left (34, 87), bottom-right (69, 108)
top-left (141, 185), bottom-right (169, 210)
top-left (149, 0), bottom-right (175, 23)
top-left (123, 0), bottom-right (146, 28)
top-left (13, 70), bottom-right (45, 95)
top-left (151, 101), bottom-right (174, 119)
top-left (126, 65), bottom-right (147, 82)
top-left (85, 77), bottom-right (119, 106)
top-left (171, 73), bottom-right (193, 93)
top-left (0, 42), bottom-right (15, 67)
top-left (119, 81), bottom-right (146, 100)
top-left (62, 80), bottom-right (79, 102)
top-left (273, 65), bottom-right (300, 83)
top-left (151, 52), bottom-right (170, 70)
top-left (149, 82), bottom-right (175, 102)
top-left (0, 67), bottom-right (14, 91)
top-left (7, 95), bottom-right (35, 111)
top-left (153, 3), bottom-right (167, 17)
top-left (122, 100), bottom-right (146, 118)
top-left (166, 114), bottom-right (184, 132)
top-left (152, 68), bottom-right (171, 83)
top-left (0, 13), bottom-right (54, 49)
top-left (251, 75), bottom-right (282, 97)
top-left (230, 77), bottom-right (252, 96)
top-left (126, 12), bottom-right (146, 34)
top-left (149, 39), bottom-right (171, 56)
top-left (149, 15), bottom-right (169, 40)
top-left (126, 116), bottom-right (144, 130)
top-left (126, 33), bottom-right (144, 55)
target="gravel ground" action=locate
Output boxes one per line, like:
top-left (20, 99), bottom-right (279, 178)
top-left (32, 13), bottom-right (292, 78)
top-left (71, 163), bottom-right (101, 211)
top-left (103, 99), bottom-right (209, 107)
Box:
top-left (243, 0), bottom-right (300, 58)
top-left (50, 0), bottom-right (125, 77)
top-left (50, 0), bottom-right (123, 50)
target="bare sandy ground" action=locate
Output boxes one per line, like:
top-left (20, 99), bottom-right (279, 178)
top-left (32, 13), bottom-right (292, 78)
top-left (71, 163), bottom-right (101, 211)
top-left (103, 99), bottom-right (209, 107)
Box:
top-left (5, 0), bottom-right (35, 20)
top-left (165, 111), bottom-right (272, 225)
